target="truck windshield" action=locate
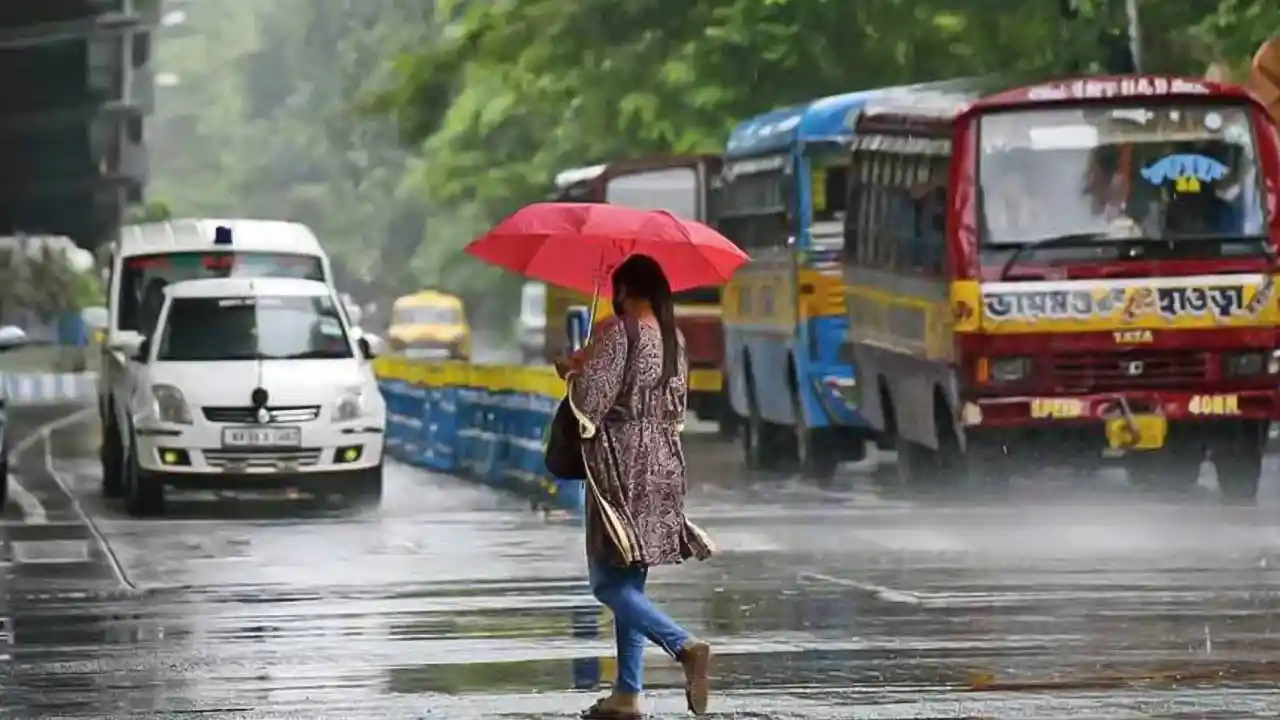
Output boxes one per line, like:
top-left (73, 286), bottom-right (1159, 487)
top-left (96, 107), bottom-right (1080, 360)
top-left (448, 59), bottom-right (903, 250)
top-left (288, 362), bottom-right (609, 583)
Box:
top-left (118, 252), bottom-right (326, 336)
top-left (157, 294), bottom-right (352, 362)
top-left (977, 103), bottom-right (1266, 247)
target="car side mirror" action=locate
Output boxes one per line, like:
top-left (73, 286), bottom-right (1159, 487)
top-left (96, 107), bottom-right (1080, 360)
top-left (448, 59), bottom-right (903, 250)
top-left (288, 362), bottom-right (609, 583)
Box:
top-left (133, 338), bottom-right (150, 363)
top-left (358, 336), bottom-right (375, 360)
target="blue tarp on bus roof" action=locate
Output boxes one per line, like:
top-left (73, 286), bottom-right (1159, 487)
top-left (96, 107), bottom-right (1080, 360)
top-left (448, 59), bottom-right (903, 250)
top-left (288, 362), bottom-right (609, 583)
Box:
top-left (724, 79), bottom-right (981, 159)
top-left (725, 88), bottom-right (896, 158)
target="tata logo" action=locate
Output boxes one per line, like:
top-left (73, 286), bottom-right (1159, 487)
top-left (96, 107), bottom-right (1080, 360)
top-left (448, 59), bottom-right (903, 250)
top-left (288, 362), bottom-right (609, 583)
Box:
top-left (1124, 361), bottom-right (1145, 376)
top-left (1113, 329), bottom-right (1154, 344)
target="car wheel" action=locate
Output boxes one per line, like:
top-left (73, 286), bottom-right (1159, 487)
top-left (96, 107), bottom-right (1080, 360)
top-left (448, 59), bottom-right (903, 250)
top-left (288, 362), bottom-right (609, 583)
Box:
top-left (101, 417), bottom-right (124, 498)
top-left (123, 436), bottom-right (164, 517)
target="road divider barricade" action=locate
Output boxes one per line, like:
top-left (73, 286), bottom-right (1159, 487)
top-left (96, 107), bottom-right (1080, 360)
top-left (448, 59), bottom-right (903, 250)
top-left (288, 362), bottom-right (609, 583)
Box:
top-left (1, 371), bottom-right (98, 407)
top-left (375, 356), bottom-right (586, 514)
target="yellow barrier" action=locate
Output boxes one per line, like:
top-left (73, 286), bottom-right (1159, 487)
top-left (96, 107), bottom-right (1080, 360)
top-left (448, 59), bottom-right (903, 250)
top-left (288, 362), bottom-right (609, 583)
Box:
top-left (375, 356), bottom-right (566, 398)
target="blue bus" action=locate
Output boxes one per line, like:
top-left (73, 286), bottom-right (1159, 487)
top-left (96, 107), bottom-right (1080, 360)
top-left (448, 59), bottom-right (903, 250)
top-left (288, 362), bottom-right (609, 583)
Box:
top-left (715, 88), bottom-right (906, 481)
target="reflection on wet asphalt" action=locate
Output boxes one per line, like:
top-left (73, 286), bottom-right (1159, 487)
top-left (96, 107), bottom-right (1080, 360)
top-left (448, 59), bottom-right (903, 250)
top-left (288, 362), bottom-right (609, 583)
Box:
top-left (3, 409), bottom-right (1280, 718)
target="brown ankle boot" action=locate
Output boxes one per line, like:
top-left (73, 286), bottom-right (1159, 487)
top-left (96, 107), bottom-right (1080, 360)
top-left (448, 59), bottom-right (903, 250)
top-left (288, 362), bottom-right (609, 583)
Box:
top-left (678, 640), bottom-right (711, 715)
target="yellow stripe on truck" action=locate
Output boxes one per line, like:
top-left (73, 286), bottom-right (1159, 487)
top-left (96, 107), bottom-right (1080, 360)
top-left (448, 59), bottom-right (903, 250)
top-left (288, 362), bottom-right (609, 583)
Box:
top-left (950, 274), bottom-right (1280, 334)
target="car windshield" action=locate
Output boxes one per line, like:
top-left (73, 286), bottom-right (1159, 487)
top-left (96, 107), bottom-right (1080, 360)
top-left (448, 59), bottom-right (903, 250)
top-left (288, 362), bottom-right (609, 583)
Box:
top-left (392, 305), bottom-right (461, 324)
top-left (157, 294), bottom-right (353, 361)
top-left (978, 103), bottom-right (1266, 246)
top-left (118, 251), bottom-right (326, 336)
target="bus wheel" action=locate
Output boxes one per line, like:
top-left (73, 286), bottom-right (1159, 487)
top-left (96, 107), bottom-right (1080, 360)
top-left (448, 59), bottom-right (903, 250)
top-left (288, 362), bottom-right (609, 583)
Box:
top-left (717, 378), bottom-right (739, 440)
top-left (965, 440), bottom-right (1013, 494)
top-left (895, 436), bottom-right (939, 489)
top-left (742, 381), bottom-right (768, 471)
top-left (792, 390), bottom-right (837, 483)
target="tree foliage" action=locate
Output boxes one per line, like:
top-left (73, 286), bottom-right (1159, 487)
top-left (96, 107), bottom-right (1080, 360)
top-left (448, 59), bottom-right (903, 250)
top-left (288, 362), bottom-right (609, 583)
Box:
top-left (148, 0), bottom-right (438, 303)
top-left (149, 0), bottom-right (1280, 323)
top-left (378, 0), bottom-right (1279, 232)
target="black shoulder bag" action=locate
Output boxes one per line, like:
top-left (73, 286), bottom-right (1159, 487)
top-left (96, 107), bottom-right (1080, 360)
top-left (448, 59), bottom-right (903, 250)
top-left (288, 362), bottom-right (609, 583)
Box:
top-left (544, 318), bottom-right (639, 479)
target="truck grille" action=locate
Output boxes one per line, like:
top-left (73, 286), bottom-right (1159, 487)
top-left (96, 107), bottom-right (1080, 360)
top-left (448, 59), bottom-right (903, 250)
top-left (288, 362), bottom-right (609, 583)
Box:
top-left (202, 406), bottom-right (321, 424)
top-left (1050, 350), bottom-right (1209, 392)
top-left (204, 449), bottom-right (322, 469)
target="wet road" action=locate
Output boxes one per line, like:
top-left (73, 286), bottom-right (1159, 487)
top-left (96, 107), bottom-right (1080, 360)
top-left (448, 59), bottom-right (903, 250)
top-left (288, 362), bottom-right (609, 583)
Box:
top-left (3, 407), bottom-right (1280, 718)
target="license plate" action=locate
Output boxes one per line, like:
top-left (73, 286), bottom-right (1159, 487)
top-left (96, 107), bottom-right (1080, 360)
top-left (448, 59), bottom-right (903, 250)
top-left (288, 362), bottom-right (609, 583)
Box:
top-left (1105, 414), bottom-right (1167, 451)
top-left (221, 427), bottom-right (301, 448)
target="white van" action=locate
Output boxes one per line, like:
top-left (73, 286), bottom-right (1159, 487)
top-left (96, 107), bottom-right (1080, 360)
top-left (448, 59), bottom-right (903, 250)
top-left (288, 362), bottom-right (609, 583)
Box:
top-left (120, 277), bottom-right (384, 515)
top-left (99, 219), bottom-right (339, 499)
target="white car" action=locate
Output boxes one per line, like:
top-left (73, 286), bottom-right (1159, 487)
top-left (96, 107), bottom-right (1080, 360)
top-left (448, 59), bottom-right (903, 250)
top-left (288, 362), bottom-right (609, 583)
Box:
top-left (120, 277), bottom-right (386, 515)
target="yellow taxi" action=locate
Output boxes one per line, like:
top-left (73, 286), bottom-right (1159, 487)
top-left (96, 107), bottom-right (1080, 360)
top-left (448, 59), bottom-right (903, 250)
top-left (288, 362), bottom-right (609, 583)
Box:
top-left (387, 290), bottom-right (471, 360)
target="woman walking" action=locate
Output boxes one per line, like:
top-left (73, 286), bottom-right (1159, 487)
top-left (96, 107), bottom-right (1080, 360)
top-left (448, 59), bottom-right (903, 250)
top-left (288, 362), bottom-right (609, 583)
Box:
top-left (560, 254), bottom-right (715, 718)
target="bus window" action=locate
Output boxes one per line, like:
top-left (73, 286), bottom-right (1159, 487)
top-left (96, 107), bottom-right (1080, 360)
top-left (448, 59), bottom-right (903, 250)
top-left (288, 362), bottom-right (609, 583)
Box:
top-left (605, 168), bottom-right (700, 220)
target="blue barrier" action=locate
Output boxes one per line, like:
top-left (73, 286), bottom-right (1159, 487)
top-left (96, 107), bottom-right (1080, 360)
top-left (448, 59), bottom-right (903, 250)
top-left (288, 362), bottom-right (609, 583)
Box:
top-left (376, 358), bottom-right (585, 515)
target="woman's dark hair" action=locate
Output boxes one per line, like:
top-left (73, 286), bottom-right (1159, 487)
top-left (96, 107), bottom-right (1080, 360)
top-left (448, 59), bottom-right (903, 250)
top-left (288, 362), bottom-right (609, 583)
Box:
top-left (611, 254), bottom-right (678, 384)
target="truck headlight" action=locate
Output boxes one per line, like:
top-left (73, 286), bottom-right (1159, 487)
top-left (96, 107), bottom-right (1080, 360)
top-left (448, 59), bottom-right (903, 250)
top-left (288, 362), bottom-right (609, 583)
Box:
top-left (1226, 351), bottom-right (1266, 376)
top-left (151, 384), bottom-right (192, 424)
top-left (333, 387), bottom-right (367, 422)
top-left (988, 356), bottom-right (1031, 383)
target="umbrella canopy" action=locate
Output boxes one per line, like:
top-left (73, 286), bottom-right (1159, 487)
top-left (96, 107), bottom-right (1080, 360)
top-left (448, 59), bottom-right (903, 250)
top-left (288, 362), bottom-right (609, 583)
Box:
top-left (464, 202), bottom-right (748, 296)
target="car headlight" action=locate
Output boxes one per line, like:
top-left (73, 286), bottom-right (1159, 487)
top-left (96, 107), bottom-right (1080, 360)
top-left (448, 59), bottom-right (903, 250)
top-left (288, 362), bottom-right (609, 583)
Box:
top-left (333, 387), bottom-right (367, 422)
top-left (151, 384), bottom-right (192, 424)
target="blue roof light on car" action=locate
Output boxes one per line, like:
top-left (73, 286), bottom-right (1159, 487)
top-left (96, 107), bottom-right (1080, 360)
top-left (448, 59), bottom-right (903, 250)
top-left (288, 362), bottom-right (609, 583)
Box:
top-left (213, 226), bottom-right (233, 245)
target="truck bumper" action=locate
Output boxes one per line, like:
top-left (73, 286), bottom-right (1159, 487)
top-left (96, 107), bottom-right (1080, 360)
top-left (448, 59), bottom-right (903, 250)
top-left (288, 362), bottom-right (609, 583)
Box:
top-left (960, 389), bottom-right (1277, 455)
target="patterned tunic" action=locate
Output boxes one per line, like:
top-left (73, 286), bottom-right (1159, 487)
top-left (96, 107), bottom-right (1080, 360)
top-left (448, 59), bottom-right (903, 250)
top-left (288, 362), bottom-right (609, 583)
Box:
top-left (568, 316), bottom-right (715, 567)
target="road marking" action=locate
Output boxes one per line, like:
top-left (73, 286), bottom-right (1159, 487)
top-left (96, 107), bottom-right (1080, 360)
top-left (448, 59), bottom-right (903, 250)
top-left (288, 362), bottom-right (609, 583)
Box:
top-left (6, 475), bottom-right (46, 524)
top-left (39, 412), bottom-right (134, 590)
top-left (7, 407), bottom-right (96, 524)
top-left (800, 571), bottom-right (924, 606)
top-left (11, 539), bottom-right (91, 564)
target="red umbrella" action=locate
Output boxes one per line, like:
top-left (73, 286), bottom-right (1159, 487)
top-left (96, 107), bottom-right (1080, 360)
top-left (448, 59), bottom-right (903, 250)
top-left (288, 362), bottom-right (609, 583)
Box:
top-left (464, 202), bottom-right (748, 296)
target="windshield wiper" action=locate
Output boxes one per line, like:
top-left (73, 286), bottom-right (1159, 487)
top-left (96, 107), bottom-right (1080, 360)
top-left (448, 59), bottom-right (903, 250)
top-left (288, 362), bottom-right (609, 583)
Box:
top-left (997, 233), bottom-right (1110, 281)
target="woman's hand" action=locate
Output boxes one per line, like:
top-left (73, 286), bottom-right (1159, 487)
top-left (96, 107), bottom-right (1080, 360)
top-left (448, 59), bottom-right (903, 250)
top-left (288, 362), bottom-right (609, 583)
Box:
top-left (554, 349), bottom-right (586, 379)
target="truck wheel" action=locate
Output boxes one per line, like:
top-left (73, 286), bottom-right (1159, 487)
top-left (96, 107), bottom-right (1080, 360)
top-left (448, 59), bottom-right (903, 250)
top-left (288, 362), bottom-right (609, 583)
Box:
top-left (123, 436), bottom-right (165, 517)
top-left (100, 418), bottom-right (124, 498)
top-left (1215, 451), bottom-right (1262, 503)
top-left (1214, 422), bottom-right (1264, 503)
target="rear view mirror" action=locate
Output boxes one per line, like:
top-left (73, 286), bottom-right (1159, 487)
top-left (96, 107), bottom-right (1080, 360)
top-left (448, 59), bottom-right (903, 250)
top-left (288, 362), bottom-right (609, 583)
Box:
top-left (357, 336), bottom-right (376, 360)
top-left (133, 337), bottom-right (151, 363)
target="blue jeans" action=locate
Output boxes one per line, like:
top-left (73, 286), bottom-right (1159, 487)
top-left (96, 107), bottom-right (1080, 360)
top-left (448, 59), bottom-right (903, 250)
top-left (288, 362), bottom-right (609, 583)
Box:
top-left (588, 560), bottom-right (691, 694)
